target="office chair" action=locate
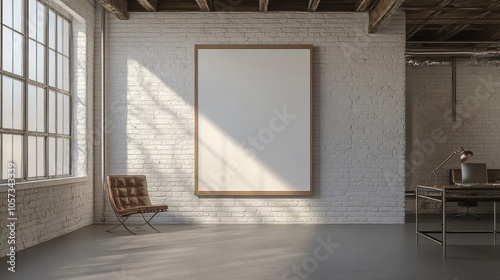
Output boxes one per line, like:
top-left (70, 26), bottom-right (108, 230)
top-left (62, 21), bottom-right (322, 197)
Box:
top-left (449, 169), bottom-right (479, 220)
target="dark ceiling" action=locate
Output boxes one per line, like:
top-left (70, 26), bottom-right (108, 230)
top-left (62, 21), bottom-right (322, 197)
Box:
top-left (104, 0), bottom-right (500, 49)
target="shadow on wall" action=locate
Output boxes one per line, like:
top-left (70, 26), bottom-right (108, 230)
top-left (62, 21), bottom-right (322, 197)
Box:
top-left (100, 46), bottom-right (320, 224)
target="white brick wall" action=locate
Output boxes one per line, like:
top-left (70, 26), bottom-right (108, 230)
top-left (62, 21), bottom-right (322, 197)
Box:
top-left (406, 61), bottom-right (500, 213)
top-left (94, 12), bottom-right (406, 224)
top-left (0, 0), bottom-right (94, 256)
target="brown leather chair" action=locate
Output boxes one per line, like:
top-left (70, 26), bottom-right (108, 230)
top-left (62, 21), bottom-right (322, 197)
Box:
top-left (107, 175), bottom-right (168, 234)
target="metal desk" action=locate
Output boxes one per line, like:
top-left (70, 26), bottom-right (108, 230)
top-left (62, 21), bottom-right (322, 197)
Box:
top-left (415, 184), bottom-right (500, 258)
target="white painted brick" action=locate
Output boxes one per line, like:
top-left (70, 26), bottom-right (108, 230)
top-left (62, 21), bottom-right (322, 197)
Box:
top-left (93, 11), bottom-right (406, 224)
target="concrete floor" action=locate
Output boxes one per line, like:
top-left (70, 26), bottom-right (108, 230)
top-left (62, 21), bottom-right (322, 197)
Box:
top-left (1, 216), bottom-right (500, 280)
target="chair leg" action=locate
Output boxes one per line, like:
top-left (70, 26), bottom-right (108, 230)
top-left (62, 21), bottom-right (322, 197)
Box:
top-left (106, 215), bottom-right (136, 235)
top-left (140, 212), bottom-right (161, 233)
top-left (455, 207), bottom-right (479, 220)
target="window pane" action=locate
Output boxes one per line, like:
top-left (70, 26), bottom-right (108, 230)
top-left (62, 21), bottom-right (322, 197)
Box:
top-left (28, 136), bottom-right (45, 178)
top-left (48, 137), bottom-right (55, 176)
top-left (48, 90), bottom-right (56, 133)
top-left (28, 0), bottom-right (36, 39)
top-left (37, 87), bottom-right (45, 132)
top-left (2, 134), bottom-right (12, 180)
top-left (2, 134), bottom-right (23, 179)
top-left (29, 39), bottom-right (36, 80)
top-left (2, 77), bottom-right (13, 128)
top-left (27, 84), bottom-right (36, 131)
top-left (48, 50), bottom-right (56, 86)
top-left (2, 27), bottom-right (25, 74)
top-left (36, 2), bottom-right (45, 43)
top-left (13, 31), bottom-right (24, 75)
top-left (3, 0), bottom-right (13, 28)
top-left (48, 10), bottom-right (56, 49)
top-left (63, 94), bottom-right (70, 134)
top-left (28, 40), bottom-right (45, 82)
top-left (63, 56), bottom-right (69, 91)
top-left (63, 138), bottom-right (69, 175)
top-left (57, 93), bottom-right (63, 133)
top-left (28, 85), bottom-right (45, 132)
top-left (62, 19), bottom-right (69, 56)
top-left (12, 79), bottom-right (23, 129)
top-left (37, 43), bottom-right (45, 83)
top-left (56, 137), bottom-right (63, 175)
top-left (2, 27), bottom-right (13, 72)
top-left (28, 136), bottom-right (36, 177)
top-left (37, 137), bottom-right (45, 177)
top-left (2, 77), bottom-right (23, 129)
top-left (2, 134), bottom-right (11, 179)
top-left (57, 16), bottom-right (63, 52)
top-left (12, 0), bottom-right (23, 33)
top-left (57, 53), bottom-right (63, 89)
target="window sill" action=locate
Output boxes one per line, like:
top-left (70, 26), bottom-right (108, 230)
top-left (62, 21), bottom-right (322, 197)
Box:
top-left (0, 176), bottom-right (90, 192)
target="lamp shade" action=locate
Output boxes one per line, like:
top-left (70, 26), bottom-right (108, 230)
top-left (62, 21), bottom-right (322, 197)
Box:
top-left (459, 150), bottom-right (473, 162)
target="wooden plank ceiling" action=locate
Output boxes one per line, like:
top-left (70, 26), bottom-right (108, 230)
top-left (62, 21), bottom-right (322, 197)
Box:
top-left (98, 0), bottom-right (500, 48)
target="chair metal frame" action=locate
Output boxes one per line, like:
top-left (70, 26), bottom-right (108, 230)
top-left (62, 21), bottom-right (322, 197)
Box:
top-left (106, 212), bottom-right (162, 235)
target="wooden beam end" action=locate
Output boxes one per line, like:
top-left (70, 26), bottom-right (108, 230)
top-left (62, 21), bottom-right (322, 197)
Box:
top-left (355, 0), bottom-right (372, 12)
top-left (97, 0), bottom-right (129, 20)
top-left (196, 0), bottom-right (211, 12)
top-left (137, 0), bottom-right (158, 12)
top-left (369, 0), bottom-right (404, 33)
top-left (308, 0), bottom-right (321, 12)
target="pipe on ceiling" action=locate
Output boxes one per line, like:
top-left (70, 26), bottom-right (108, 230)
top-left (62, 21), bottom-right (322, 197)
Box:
top-left (405, 49), bottom-right (500, 58)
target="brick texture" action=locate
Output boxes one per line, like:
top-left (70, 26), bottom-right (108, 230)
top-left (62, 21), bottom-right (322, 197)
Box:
top-left (406, 61), bottom-right (500, 213)
top-left (0, 0), bottom-right (94, 256)
top-left (94, 11), bottom-right (406, 224)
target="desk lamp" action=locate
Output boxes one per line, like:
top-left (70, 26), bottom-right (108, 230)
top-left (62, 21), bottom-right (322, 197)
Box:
top-left (433, 147), bottom-right (473, 178)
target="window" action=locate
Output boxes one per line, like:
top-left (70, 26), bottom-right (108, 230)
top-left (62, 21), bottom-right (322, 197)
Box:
top-left (1, 0), bottom-right (72, 180)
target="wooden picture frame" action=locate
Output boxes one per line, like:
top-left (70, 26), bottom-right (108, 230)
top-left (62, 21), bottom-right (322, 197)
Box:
top-left (195, 44), bottom-right (313, 196)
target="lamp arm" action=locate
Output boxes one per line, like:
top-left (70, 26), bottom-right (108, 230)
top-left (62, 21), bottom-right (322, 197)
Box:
top-left (433, 150), bottom-right (460, 175)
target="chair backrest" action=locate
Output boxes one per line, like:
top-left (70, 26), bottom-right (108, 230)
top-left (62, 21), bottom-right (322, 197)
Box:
top-left (107, 175), bottom-right (153, 214)
top-left (487, 169), bottom-right (500, 183)
top-left (449, 169), bottom-right (462, 184)
top-left (450, 168), bottom-right (500, 184)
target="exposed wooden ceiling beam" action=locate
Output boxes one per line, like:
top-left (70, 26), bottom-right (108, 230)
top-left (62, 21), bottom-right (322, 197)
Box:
top-left (259, 0), bottom-right (269, 12)
top-left (406, 18), bottom-right (500, 25)
top-left (195, 0), bottom-right (211, 12)
top-left (470, 26), bottom-right (500, 41)
top-left (406, 0), bottom-right (453, 40)
top-left (96, 0), bottom-right (128, 20)
top-left (402, 6), bottom-right (500, 11)
top-left (436, 1), bottom-right (500, 41)
top-left (368, 0), bottom-right (404, 33)
top-left (355, 0), bottom-right (372, 12)
top-left (136, 0), bottom-right (157, 12)
top-left (308, 0), bottom-right (321, 12)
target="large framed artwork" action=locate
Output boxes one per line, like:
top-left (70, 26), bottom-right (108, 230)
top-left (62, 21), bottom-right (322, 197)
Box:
top-left (195, 44), bottom-right (312, 196)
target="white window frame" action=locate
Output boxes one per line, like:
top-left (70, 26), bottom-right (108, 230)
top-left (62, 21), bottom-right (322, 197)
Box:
top-left (0, 0), bottom-right (73, 182)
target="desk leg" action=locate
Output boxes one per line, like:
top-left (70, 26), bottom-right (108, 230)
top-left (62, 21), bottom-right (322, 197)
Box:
top-left (415, 187), bottom-right (419, 245)
top-left (494, 202), bottom-right (497, 246)
top-left (442, 191), bottom-right (446, 258)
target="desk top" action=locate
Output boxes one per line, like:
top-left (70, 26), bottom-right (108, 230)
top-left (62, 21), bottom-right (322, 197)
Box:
top-left (417, 184), bottom-right (500, 192)
top-left (417, 184), bottom-right (500, 202)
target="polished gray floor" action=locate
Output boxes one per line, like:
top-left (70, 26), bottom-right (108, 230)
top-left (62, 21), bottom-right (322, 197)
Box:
top-left (1, 216), bottom-right (500, 280)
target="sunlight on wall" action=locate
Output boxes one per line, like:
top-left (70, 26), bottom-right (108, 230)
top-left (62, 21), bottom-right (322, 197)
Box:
top-left (198, 116), bottom-right (297, 192)
top-left (126, 58), bottom-right (302, 192)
